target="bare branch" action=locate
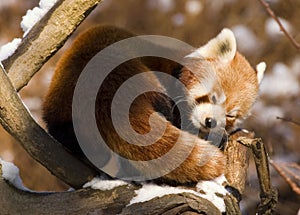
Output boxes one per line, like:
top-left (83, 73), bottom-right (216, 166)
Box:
top-left (270, 161), bottom-right (300, 195)
top-left (0, 64), bottom-right (97, 188)
top-left (2, 0), bottom-right (103, 91)
top-left (0, 162), bottom-right (221, 215)
top-left (223, 130), bottom-right (253, 214)
top-left (225, 130), bottom-right (253, 195)
top-left (258, 0), bottom-right (300, 51)
top-left (238, 137), bottom-right (278, 215)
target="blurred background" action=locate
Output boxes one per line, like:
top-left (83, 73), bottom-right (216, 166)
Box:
top-left (0, 0), bottom-right (299, 214)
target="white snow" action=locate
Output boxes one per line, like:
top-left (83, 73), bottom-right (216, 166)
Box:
top-left (0, 0), bottom-right (58, 62)
top-left (260, 62), bottom-right (299, 98)
top-left (196, 175), bottom-right (228, 212)
top-left (185, 0), bottom-right (203, 16)
top-left (0, 158), bottom-right (30, 191)
top-left (0, 38), bottom-right (21, 62)
top-left (231, 25), bottom-right (261, 54)
top-left (21, 0), bottom-right (59, 36)
top-left (83, 177), bottom-right (128, 190)
top-left (129, 183), bottom-right (201, 205)
top-left (129, 175), bottom-right (228, 212)
top-left (265, 17), bottom-right (293, 39)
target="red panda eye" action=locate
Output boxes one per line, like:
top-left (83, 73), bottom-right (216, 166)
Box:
top-left (195, 95), bottom-right (209, 104)
top-left (226, 114), bottom-right (236, 119)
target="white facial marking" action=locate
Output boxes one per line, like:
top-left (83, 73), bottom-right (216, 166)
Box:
top-left (191, 103), bottom-right (226, 131)
top-left (188, 70), bottom-right (218, 99)
top-left (189, 83), bottom-right (213, 99)
top-left (217, 92), bottom-right (226, 105)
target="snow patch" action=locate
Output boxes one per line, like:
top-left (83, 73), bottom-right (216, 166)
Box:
top-left (129, 184), bottom-right (201, 205)
top-left (21, 0), bottom-right (59, 36)
top-left (0, 158), bottom-right (30, 191)
top-left (129, 175), bottom-right (228, 212)
top-left (0, 38), bottom-right (21, 62)
top-left (0, 0), bottom-right (58, 61)
top-left (196, 175), bottom-right (228, 212)
top-left (83, 177), bottom-right (127, 190)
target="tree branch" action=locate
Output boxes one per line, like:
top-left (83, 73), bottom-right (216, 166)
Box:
top-left (258, 0), bottom-right (300, 51)
top-left (0, 0), bottom-right (104, 188)
top-left (270, 161), bottom-right (300, 195)
top-left (223, 130), bottom-right (253, 214)
top-left (225, 130), bottom-right (253, 194)
top-left (0, 162), bottom-right (221, 215)
top-left (238, 137), bottom-right (278, 215)
top-left (0, 64), bottom-right (97, 188)
top-left (2, 0), bottom-right (103, 91)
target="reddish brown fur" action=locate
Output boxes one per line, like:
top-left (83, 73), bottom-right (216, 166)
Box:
top-left (213, 53), bottom-right (259, 129)
top-left (43, 25), bottom-right (225, 183)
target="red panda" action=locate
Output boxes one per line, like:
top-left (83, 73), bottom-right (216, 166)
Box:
top-left (42, 25), bottom-right (264, 184)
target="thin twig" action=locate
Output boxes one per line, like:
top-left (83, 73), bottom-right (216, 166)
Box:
top-left (282, 165), bottom-right (300, 182)
top-left (276, 116), bottom-right (300, 127)
top-left (270, 161), bottom-right (300, 195)
top-left (258, 0), bottom-right (300, 51)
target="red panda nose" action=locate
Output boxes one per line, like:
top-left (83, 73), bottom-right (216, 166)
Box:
top-left (205, 117), bottom-right (217, 129)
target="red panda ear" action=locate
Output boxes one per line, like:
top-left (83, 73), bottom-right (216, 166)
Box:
top-left (256, 62), bottom-right (266, 84)
top-left (186, 28), bottom-right (237, 64)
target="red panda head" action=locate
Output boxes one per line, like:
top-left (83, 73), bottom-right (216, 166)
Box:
top-left (182, 28), bottom-right (265, 133)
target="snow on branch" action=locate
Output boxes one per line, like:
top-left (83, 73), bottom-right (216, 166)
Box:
top-left (0, 160), bottom-right (223, 214)
top-left (2, 0), bottom-right (103, 91)
top-left (0, 158), bottom-right (30, 191)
